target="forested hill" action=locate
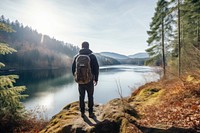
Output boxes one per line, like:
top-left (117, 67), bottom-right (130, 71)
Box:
top-left (0, 15), bottom-right (79, 70)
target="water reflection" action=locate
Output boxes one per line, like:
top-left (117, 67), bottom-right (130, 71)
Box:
top-left (1, 65), bottom-right (160, 118)
top-left (95, 65), bottom-right (159, 104)
top-left (10, 69), bottom-right (74, 100)
top-left (100, 65), bottom-right (155, 73)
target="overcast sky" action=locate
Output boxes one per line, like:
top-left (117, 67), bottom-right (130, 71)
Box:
top-left (0, 0), bottom-right (157, 55)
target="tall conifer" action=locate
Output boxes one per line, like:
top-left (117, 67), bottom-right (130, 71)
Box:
top-left (0, 22), bottom-right (27, 129)
top-left (146, 0), bottom-right (173, 76)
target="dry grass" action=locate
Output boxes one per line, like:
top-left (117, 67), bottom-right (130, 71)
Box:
top-left (12, 106), bottom-right (49, 133)
top-left (131, 72), bottom-right (200, 131)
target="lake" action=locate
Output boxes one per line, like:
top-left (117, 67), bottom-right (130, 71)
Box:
top-left (6, 65), bottom-right (160, 119)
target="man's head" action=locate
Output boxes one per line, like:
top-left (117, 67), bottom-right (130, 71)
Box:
top-left (82, 41), bottom-right (89, 49)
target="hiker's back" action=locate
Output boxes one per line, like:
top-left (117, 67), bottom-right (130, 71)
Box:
top-left (74, 54), bottom-right (93, 84)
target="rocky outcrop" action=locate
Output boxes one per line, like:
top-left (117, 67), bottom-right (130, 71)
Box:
top-left (40, 73), bottom-right (199, 133)
top-left (40, 98), bottom-right (141, 133)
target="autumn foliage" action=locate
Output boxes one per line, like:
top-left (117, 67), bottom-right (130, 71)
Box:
top-left (130, 71), bottom-right (200, 132)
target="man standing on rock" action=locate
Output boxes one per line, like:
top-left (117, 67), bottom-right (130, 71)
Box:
top-left (72, 41), bottom-right (99, 118)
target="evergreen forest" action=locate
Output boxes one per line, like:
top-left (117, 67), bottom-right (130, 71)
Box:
top-left (0, 15), bottom-right (79, 70)
top-left (146, 0), bottom-right (200, 76)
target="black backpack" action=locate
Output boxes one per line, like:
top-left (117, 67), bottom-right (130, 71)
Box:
top-left (74, 54), bottom-right (93, 84)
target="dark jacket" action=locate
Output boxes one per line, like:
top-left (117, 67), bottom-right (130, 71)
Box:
top-left (72, 48), bottom-right (99, 82)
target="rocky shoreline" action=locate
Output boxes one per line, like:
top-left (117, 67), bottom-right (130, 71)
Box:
top-left (40, 74), bottom-right (199, 133)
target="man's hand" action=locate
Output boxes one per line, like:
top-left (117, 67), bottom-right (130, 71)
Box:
top-left (93, 80), bottom-right (97, 86)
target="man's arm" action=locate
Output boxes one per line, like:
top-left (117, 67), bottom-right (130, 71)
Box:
top-left (92, 55), bottom-right (99, 82)
top-left (72, 57), bottom-right (76, 76)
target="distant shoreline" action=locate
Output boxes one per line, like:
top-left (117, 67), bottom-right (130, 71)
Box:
top-left (0, 67), bottom-right (69, 73)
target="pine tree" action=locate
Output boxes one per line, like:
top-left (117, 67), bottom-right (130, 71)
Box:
top-left (181, 0), bottom-right (200, 46)
top-left (0, 22), bottom-right (27, 129)
top-left (169, 0), bottom-right (200, 74)
top-left (146, 0), bottom-right (173, 76)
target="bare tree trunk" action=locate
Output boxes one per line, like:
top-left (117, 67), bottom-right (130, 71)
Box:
top-left (178, 0), bottom-right (181, 77)
top-left (162, 16), bottom-right (166, 77)
top-left (197, 18), bottom-right (200, 49)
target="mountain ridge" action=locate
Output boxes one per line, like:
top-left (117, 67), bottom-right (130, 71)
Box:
top-left (96, 52), bottom-right (149, 66)
top-left (98, 52), bottom-right (148, 59)
top-left (128, 52), bottom-right (149, 59)
top-left (99, 52), bottom-right (129, 59)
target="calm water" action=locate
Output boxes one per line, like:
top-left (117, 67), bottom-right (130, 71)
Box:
top-left (6, 65), bottom-right (160, 118)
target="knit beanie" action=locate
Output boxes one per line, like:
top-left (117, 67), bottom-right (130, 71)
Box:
top-left (82, 41), bottom-right (89, 49)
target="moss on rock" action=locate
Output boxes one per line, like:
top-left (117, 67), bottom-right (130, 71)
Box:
top-left (40, 72), bottom-right (199, 133)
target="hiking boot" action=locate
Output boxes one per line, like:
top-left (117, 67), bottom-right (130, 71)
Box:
top-left (89, 112), bottom-right (95, 118)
